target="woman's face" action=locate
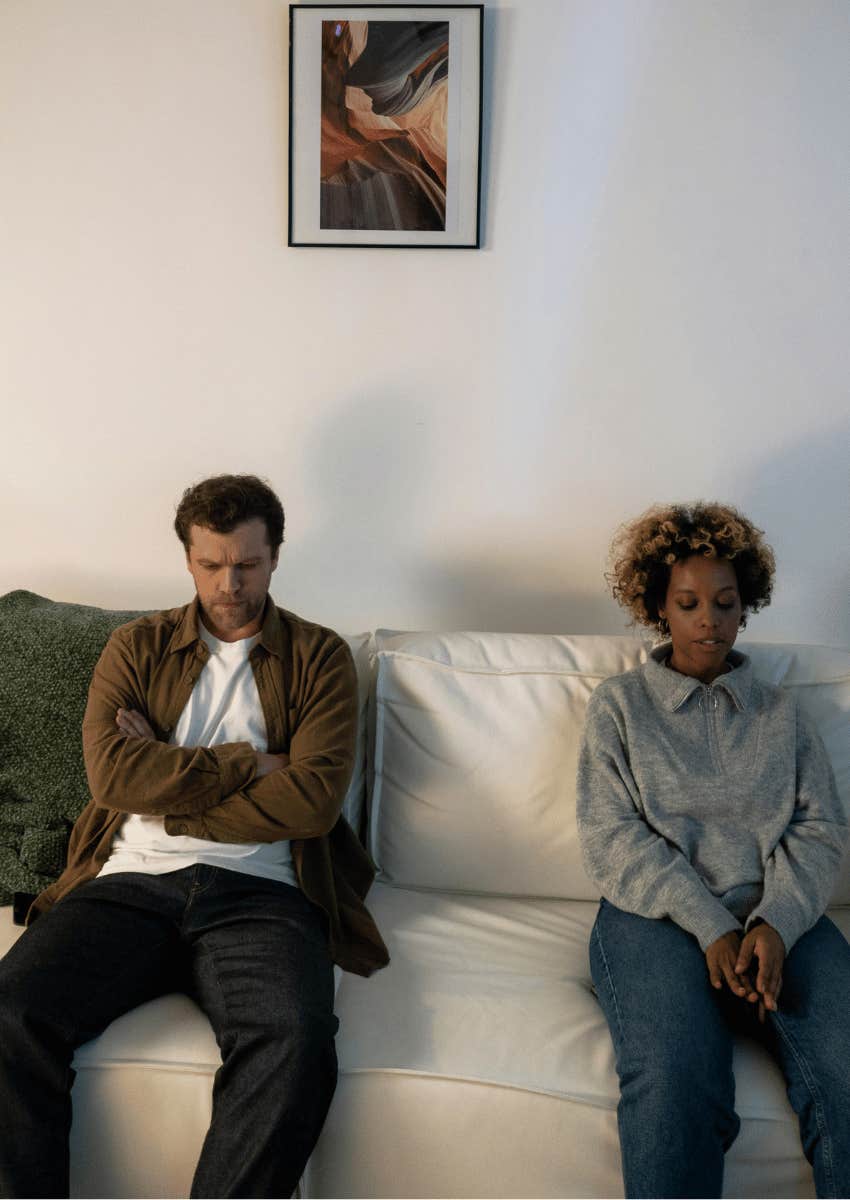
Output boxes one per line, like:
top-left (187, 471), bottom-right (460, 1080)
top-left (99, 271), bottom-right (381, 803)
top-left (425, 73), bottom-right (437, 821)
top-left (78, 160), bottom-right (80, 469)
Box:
top-left (658, 555), bottom-right (742, 683)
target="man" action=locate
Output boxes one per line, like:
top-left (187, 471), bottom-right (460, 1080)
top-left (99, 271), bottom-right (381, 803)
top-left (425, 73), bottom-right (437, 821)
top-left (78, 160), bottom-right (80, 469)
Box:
top-left (0, 474), bottom-right (388, 1199)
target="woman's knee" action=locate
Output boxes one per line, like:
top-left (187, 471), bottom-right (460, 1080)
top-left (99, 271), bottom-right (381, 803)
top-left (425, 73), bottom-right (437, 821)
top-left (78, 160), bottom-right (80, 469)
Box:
top-left (620, 1054), bottom-right (740, 1154)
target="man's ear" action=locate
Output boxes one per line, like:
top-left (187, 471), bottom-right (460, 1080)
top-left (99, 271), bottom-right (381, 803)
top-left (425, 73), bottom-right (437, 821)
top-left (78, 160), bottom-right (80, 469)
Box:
top-left (270, 547), bottom-right (280, 572)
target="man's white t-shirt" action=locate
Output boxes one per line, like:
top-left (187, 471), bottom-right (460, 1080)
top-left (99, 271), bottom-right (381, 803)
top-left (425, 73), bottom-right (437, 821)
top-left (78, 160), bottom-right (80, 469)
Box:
top-left (98, 621), bottom-right (298, 888)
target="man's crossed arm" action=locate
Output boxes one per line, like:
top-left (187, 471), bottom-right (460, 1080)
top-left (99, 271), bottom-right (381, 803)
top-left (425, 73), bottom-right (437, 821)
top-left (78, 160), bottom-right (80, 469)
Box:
top-left (83, 626), bottom-right (359, 843)
top-left (115, 707), bottom-right (289, 779)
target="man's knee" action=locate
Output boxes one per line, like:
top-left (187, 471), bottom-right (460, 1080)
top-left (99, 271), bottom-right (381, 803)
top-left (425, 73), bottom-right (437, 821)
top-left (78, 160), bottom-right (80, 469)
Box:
top-left (221, 994), bottom-right (337, 1060)
top-left (0, 952), bottom-right (34, 1020)
top-left (0, 947), bottom-right (75, 1056)
top-left (0, 964), bottom-right (46, 1061)
top-left (260, 1005), bottom-right (338, 1064)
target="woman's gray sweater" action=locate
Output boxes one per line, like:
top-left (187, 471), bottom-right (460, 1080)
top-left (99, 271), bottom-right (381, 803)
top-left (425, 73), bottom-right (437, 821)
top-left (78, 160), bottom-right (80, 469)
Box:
top-left (576, 645), bottom-right (847, 953)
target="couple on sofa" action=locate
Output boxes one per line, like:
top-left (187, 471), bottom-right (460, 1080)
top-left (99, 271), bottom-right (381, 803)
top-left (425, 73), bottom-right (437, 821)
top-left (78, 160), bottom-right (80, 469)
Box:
top-left (1, 474), bottom-right (847, 1200)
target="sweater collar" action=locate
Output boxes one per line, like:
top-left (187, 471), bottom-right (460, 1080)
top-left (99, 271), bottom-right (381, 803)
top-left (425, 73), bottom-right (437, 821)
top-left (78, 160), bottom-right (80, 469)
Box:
top-left (170, 595), bottom-right (286, 658)
top-left (645, 642), bottom-right (753, 712)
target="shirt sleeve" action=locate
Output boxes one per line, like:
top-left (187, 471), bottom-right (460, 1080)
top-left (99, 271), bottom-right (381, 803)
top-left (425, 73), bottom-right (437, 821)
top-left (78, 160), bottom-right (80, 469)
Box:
top-left (82, 627), bottom-right (257, 817)
top-left (166, 635), bottom-right (358, 842)
top-left (746, 704), bottom-right (849, 953)
top-left (576, 689), bottom-right (742, 951)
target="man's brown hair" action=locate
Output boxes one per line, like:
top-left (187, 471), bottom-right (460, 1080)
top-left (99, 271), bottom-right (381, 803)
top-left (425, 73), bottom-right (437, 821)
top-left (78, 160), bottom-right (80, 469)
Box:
top-left (174, 474), bottom-right (285, 552)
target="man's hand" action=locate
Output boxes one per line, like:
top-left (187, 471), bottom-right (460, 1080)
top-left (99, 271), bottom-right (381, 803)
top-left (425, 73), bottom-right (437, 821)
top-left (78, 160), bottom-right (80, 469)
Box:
top-left (115, 708), bottom-right (156, 741)
top-left (705, 931), bottom-right (759, 1003)
top-left (255, 752), bottom-right (290, 778)
top-left (735, 922), bottom-right (785, 1021)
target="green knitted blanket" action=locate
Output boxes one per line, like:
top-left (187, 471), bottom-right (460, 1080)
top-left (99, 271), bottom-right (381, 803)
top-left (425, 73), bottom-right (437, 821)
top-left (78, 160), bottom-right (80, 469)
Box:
top-left (0, 590), bottom-right (151, 903)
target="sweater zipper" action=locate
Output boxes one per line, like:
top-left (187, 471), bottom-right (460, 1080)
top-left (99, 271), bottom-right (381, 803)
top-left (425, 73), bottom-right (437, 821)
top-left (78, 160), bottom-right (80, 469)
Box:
top-left (701, 684), bottom-right (721, 770)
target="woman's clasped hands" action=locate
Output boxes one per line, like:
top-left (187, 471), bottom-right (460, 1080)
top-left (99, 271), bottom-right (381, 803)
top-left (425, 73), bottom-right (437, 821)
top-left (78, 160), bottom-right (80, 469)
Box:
top-left (705, 922), bottom-right (785, 1022)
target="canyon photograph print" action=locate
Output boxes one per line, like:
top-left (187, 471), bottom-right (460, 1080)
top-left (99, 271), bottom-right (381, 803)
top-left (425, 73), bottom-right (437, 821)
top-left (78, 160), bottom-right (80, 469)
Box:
top-left (320, 19), bottom-right (449, 231)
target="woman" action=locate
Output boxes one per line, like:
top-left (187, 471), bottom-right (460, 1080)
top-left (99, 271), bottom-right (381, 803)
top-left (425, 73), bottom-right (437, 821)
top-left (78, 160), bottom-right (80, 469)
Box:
top-left (576, 501), bottom-right (850, 1199)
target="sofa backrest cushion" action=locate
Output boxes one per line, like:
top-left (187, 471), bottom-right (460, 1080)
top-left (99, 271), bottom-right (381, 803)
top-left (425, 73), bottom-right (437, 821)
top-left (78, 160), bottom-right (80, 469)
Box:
top-left (0, 590), bottom-right (369, 904)
top-left (369, 631), bottom-right (850, 902)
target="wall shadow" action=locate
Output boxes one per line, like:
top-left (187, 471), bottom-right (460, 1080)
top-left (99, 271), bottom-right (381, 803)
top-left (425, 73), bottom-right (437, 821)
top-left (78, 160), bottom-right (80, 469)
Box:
top-left (736, 421), bottom-right (849, 646)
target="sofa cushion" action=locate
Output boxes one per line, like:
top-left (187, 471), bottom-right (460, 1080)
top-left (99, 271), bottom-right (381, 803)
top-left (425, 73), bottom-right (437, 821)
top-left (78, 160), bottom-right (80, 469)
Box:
top-left (335, 883), bottom-right (843, 1120)
top-left (370, 632), bottom-right (850, 901)
top-left (0, 590), bottom-right (370, 904)
top-left (309, 882), bottom-right (846, 1198)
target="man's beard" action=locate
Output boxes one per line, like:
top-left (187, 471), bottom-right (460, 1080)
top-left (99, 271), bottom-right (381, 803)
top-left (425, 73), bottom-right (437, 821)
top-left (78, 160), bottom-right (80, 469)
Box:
top-left (210, 597), bottom-right (261, 624)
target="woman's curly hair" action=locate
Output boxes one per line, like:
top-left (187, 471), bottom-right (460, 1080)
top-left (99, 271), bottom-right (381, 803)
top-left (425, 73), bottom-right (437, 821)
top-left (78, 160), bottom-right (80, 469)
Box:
top-left (607, 502), bottom-right (776, 634)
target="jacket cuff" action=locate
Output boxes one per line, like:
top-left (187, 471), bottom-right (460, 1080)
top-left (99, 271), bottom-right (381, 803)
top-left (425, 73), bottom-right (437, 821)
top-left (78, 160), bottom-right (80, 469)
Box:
top-left (164, 813), bottom-right (203, 838)
top-left (213, 741), bottom-right (257, 800)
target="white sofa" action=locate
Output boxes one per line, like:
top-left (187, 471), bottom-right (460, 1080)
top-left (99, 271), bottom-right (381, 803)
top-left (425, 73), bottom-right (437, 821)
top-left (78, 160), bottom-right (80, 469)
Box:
top-left (2, 631), bottom-right (849, 1198)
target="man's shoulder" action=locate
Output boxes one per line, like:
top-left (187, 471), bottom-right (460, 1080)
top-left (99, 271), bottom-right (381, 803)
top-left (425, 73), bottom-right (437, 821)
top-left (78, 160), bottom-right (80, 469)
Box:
top-left (106, 604), bottom-right (191, 653)
top-left (272, 604), bottom-right (351, 660)
top-left (269, 606), bottom-right (358, 702)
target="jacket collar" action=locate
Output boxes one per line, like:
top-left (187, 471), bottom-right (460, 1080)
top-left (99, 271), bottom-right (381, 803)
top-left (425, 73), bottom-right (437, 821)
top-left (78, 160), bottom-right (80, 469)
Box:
top-left (645, 642), bottom-right (753, 712)
top-left (169, 595), bottom-right (286, 658)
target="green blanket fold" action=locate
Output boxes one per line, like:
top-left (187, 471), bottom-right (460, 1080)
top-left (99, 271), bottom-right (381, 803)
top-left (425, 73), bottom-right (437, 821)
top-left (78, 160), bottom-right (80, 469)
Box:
top-left (0, 589), bottom-right (151, 903)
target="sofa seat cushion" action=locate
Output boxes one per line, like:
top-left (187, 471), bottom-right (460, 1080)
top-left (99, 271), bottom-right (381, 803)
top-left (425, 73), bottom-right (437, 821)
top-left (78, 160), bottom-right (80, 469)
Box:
top-left (336, 884), bottom-right (612, 1104)
top-left (306, 884), bottom-right (850, 1197)
top-left (335, 884), bottom-right (850, 1121)
top-left (72, 992), bottom-right (219, 1073)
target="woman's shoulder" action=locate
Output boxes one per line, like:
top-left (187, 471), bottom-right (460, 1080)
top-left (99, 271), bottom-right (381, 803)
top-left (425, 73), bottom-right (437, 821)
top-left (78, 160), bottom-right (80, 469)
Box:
top-left (586, 663), bottom-right (651, 717)
top-left (746, 671), bottom-right (797, 717)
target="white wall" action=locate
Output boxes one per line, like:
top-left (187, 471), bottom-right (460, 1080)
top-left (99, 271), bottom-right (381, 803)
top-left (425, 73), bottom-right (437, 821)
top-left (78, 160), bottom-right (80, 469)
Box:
top-left (2, 0), bottom-right (848, 643)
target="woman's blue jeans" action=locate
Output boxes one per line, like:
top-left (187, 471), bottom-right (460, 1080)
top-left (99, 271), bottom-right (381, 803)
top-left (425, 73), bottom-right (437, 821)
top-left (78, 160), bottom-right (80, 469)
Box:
top-left (0, 866), bottom-right (338, 1199)
top-left (590, 899), bottom-right (850, 1199)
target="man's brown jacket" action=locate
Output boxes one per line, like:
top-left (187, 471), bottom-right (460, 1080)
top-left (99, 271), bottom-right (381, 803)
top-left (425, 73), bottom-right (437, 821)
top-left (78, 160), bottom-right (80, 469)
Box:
top-left (28, 596), bottom-right (389, 977)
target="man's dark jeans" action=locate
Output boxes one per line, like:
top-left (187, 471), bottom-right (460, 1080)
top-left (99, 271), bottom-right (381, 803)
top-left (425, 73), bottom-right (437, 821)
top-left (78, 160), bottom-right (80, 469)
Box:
top-left (0, 866), bottom-right (339, 1199)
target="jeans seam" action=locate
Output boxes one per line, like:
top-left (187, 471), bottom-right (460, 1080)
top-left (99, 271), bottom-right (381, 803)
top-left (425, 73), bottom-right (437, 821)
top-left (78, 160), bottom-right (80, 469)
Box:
top-left (772, 1010), bottom-right (835, 1198)
top-left (181, 867), bottom-right (218, 923)
top-left (592, 921), bottom-right (625, 1047)
top-left (194, 944), bottom-right (234, 1055)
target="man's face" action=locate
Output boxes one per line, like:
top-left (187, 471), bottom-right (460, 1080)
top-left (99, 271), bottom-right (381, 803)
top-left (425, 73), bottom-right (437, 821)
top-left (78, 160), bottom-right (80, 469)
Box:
top-left (186, 519), bottom-right (279, 642)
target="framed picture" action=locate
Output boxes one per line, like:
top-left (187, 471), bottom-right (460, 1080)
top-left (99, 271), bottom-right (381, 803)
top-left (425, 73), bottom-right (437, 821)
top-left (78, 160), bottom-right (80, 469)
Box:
top-left (288, 5), bottom-right (483, 247)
